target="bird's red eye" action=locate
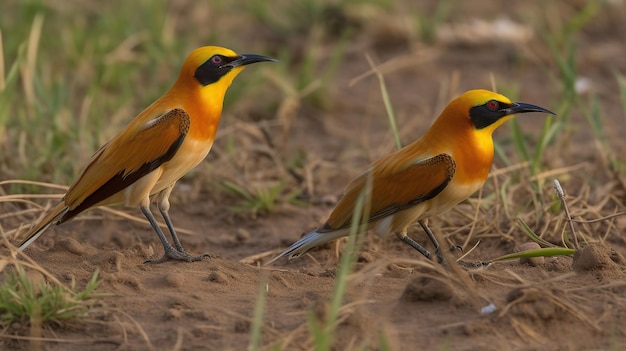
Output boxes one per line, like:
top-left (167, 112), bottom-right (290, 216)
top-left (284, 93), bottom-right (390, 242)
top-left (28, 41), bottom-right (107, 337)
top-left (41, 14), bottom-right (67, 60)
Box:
top-left (486, 100), bottom-right (499, 111)
top-left (211, 55), bottom-right (223, 65)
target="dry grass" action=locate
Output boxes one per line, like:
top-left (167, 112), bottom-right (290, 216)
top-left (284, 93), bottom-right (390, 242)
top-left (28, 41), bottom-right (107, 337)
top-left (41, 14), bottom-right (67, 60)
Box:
top-left (2, 0), bottom-right (626, 350)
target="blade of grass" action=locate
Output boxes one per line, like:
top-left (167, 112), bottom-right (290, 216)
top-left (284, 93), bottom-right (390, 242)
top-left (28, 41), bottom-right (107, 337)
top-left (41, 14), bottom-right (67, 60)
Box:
top-left (517, 218), bottom-right (557, 248)
top-left (249, 274), bottom-right (268, 351)
top-left (0, 28), bottom-right (4, 91)
top-left (530, 114), bottom-right (561, 180)
top-left (365, 54), bottom-right (401, 150)
top-left (617, 73), bottom-right (626, 119)
top-left (0, 265), bottom-right (101, 327)
top-left (491, 247), bottom-right (576, 262)
top-left (309, 174), bottom-right (373, 351)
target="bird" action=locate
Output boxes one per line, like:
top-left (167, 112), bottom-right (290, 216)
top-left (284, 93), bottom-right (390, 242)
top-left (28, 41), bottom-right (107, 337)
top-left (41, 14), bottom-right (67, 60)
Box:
top-left (16, 46), bottom-right (277, 263)
top-left (268, 89), bottom-right (554, 265)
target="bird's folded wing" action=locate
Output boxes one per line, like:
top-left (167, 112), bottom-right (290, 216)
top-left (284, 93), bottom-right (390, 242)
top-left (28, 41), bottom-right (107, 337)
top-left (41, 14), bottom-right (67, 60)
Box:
top-left (324, 153), bottom-right (456, 231)
top-left (61, 108), bottom-right (190, 220)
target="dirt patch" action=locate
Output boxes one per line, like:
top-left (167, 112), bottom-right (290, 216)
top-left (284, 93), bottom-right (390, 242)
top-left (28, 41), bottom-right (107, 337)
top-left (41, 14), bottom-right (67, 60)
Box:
top-left (400, 276), bottom-right (454, 302)
top-left (2, 1), bottom-right (626, 350)
top-left (573, 243), bottom-right (624, 272)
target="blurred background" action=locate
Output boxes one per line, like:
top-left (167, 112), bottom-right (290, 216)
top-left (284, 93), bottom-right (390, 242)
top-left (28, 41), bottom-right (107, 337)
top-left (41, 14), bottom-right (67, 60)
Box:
top-left (2, 1), bottom-right (626, 350)
top-left (1, 0), bottom-right (625, 252)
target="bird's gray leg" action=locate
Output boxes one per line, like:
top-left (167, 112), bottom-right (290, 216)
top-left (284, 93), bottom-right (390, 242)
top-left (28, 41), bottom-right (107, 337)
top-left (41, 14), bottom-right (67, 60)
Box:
top-left (395, 229), bottom-right (436, 262)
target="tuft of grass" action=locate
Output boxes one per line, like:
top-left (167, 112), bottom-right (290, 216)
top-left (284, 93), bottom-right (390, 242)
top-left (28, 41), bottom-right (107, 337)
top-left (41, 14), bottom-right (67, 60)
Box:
top-left (493, 178), bottom-right (626, 262)
top-left (0, 264), bottom-right (100, 328)
top-left (219, 180), bottom-right (284, 217)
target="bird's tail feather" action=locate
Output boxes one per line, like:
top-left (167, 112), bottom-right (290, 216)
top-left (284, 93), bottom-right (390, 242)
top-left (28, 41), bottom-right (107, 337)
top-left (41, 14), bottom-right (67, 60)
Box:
top-left (17, 202), bottom-right (68, 251)
top-left (266, 229), bottom-right (347, 265)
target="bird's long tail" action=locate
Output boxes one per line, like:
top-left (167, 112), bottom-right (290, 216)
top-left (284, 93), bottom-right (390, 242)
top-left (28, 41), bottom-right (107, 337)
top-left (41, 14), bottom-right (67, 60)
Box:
top-left (266, 229), bottom-right (347, 265)
top-left (17, 202), bottom-right (69, 251)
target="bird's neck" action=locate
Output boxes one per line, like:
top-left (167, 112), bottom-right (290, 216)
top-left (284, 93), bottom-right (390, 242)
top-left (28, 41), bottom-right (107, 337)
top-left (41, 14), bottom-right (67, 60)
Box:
top-left (169, 79), bottom-right (226, 140)
top-left (421, 124), bottom-right (495, 185)
top-left (452, 128), bottom-right (495, 184)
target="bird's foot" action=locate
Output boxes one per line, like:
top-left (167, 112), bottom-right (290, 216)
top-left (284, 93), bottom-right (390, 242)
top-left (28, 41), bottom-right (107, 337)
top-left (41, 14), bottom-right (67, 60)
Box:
top-left (435, 244), bottom-right (463, 264)
top-left (144, 247), bottom-right (211, 264)
top-left (448, 244), bottom-right (463, 253)
top-left (456, 260), bottom-right (491, 270)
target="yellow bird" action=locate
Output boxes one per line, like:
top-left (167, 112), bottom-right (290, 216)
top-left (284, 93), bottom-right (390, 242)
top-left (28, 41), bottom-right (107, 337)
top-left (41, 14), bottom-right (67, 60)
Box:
top-left (17, 46), bottom-right (277, 263)
top-left (269, 89), bottom-right (554, 264)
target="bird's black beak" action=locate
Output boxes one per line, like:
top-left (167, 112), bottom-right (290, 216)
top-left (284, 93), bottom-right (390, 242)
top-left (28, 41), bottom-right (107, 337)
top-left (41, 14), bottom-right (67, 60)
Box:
top-left (505, 102), bottom-right (555, 116)
top-left (223, 54), bottom-right (278, 68)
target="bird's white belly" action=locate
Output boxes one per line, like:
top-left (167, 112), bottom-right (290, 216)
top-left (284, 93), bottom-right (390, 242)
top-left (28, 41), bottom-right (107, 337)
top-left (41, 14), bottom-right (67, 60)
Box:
top-left (422, 180), bottom-right (484, 218)
top-left (151, 138), bottom-right (214, 196)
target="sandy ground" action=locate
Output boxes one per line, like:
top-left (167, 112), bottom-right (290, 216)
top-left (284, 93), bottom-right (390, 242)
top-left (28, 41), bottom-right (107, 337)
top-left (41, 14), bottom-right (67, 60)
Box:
top-left (2, 1), bottom-right (626, 350)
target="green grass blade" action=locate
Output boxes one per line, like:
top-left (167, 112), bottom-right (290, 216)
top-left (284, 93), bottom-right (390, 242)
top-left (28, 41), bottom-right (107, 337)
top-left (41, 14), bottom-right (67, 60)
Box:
top-left (517, 218), bottom-right (556, 248)
top-left (309, 174), bottom-right (372, 351)
top-left (372, 68), bottom-right (401, 150)
top-left (530, 114), bottom-right (560, 177)
top-left (0, 266), bottom-right (101, 326)
top-left (378, 331), bottom-right (393, 351)
top-left (491, 247), bottom-right (576, 262)
top-left (249, 275), bottom-right (268, 351)
top-left (617, 73), bottom-right (626, 118)
top-left (510, 119), bottom-right (529, 162)
top-left (585, 96), bottom-right (607, 149)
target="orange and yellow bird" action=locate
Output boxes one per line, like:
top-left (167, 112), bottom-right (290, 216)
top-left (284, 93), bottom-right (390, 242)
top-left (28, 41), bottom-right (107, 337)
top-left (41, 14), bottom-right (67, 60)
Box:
top-left (17, 46), bottom-right (277, 263)
top-left (269, 89), bottom-right (554, 264)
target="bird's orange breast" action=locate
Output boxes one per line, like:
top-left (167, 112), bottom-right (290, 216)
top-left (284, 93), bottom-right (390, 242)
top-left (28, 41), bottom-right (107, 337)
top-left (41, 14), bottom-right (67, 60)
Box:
top-left (159, 80), bottom-right (224, 143)
top-left (143, 89), bottom-right (224, 196)
top-left (447, 132), bottom-right (494, 186)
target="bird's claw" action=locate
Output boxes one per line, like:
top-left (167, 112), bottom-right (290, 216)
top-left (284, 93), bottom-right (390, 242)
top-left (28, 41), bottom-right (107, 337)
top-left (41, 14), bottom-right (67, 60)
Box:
top-left (449, 244), bottom-right (463, 253)
top-left (457, 260), bottom-right (491, 270)
top-left (144, 248), bottom-right (211, 264)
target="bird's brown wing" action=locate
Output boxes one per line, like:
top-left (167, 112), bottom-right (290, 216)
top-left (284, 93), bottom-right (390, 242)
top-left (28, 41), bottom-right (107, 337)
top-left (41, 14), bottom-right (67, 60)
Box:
top-left (61, 108), bottom-right (190, 222)
top-left (324, 153), bottom-right (456, 231)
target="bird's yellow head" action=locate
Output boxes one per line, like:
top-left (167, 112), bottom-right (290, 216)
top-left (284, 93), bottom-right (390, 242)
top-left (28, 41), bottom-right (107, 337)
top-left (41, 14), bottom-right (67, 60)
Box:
top-left (178, 46), bottom-right (277, 90)
top-left (448, 89), bottom-right (554, 135)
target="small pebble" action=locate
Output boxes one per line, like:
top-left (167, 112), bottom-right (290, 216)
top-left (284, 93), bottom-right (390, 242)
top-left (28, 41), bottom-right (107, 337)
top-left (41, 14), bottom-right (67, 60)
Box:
top-left (320, 194), bottom-right (338, 206)
top-left (236, 228), bottom-right (251, 242)
top-left (234, 320), bottom-right (250, 333)
top-left (480, 303), bottom-right (497, 315)
top-left (358, 251), bottom-right (374, 263)
top-left (165, 308), bottom-right (183, 320)
top-left (134, 243), bottom-right (155, 258)
top-left (519, 242), bottom-right (544, 266)
top-left (164, 273), bottom-right (184, 288)
top-left (400, 276), bottom-right (454, 302)
top-left (207, 270), bottom-right (228, 284)
top-left (57, 238), bottom-right (95, 256)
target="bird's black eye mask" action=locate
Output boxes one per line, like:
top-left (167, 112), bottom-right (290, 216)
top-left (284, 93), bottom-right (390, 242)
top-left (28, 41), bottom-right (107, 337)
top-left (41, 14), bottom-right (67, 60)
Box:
top-left (193, 55), bottom-right (238, 86)
top-left (469, 100), bottom-right (514, 129)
